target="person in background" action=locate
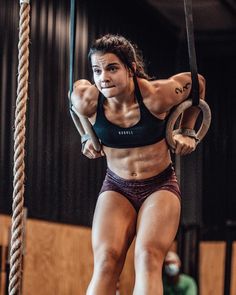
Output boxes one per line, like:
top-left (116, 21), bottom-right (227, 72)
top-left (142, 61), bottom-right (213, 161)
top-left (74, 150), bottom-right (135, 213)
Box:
top-left (163, 251), bottom-right (198, 295)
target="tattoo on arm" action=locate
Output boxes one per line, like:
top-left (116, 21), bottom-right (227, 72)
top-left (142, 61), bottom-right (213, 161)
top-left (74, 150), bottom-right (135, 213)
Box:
top-left (175, 82), bottom-right (191, 94)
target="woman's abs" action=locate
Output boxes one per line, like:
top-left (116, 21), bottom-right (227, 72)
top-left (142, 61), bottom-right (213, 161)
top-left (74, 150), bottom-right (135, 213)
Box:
top-left (104, 139), bottom-right (172, 180)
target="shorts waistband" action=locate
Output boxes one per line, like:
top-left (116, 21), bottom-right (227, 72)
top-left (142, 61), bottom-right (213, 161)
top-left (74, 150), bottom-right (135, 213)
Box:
top-left (106, 163), bottom-right (174, 185)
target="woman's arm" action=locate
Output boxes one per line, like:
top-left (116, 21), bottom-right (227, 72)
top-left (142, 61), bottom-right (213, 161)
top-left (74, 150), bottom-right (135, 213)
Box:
top-left (171, 73), bottom-right (206, 155)
top-left (151, 72), bottom-right (206, 155)
top-left (71, 79), bottom-right (105, 159)
top-left (149, 72), bottom-right (205, 115)
top-left (71, 79), bottom-right (99, 118)
top-left (176, 74), bottom-right (206, 129)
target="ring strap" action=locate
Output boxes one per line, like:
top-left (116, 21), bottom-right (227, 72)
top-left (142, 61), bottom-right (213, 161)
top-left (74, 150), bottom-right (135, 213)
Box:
top-left (69, 0), bottom-right (76, 107)
top-left (184, 0), bottom-right (199, 106)
top-left (68, 0), bottom-right (101, 151)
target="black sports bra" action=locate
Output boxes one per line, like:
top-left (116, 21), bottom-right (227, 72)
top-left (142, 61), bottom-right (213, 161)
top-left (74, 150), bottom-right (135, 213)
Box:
top-left (93, 77), bottom-right (167, 148)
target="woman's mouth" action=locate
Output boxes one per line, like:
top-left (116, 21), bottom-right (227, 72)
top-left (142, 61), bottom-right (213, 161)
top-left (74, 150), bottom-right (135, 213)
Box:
top-left (101, 85), bottom-right (115, 89)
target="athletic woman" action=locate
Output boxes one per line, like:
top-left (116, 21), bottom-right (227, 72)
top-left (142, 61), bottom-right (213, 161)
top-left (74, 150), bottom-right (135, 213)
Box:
top-left (71, 34), bottom-right (205, 295)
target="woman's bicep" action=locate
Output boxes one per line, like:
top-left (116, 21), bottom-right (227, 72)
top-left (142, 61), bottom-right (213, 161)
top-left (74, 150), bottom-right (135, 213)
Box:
top-left (155, 73), bottom-right (206, 112)
top-left (151, 77), bottom-right (190, 113)
top-left (170, 74), bottom-right (192, 102)
top-left (71, 81), bottom-right (99, 117)
top-left (171, 72), bottom-right (206, 101)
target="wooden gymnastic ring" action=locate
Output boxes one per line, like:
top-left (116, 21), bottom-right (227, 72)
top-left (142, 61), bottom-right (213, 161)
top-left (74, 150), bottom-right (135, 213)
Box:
top-left (166, 99), bottom-right (211, 150)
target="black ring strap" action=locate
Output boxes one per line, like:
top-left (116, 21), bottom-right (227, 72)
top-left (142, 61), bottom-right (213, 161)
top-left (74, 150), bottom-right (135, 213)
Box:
top-left (69, 0), bottom-right (76, 108)
top-left (184, 0), bottom-right (200, 106)
top-left (68, 0), bottom-right (101, 151)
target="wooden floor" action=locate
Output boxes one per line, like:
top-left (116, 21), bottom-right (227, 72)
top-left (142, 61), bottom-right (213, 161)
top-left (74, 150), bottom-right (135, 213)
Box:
top-left (0, 214), bottom-right (235, 295)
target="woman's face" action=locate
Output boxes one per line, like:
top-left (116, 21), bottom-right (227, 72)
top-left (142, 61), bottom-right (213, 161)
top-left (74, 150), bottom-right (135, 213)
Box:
top-left (91, 52), bottom-right (132, 98)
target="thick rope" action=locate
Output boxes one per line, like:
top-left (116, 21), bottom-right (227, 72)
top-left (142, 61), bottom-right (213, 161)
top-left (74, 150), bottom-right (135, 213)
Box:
top-left (9, 3), bottom-right (30, 295)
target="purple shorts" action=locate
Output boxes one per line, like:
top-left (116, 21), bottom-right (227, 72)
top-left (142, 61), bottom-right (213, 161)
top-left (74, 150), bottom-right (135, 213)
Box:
top-left (99, 164), bottom-right (181, 212)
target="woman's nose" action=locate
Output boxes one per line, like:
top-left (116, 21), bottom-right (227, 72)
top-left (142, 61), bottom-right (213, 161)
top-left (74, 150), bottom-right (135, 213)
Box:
top-left (100, 71), bottom-right (110, 82)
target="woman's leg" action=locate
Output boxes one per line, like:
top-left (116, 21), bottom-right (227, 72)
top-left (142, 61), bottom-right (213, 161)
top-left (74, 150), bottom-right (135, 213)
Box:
top-left (133, 191), bottom-right (181, 295)
top-left (86, 191), bottom-right (137, 295)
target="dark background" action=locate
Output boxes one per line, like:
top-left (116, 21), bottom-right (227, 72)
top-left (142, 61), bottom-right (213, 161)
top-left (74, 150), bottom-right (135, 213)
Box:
top-left (1, 0), bottom-right (236, 239)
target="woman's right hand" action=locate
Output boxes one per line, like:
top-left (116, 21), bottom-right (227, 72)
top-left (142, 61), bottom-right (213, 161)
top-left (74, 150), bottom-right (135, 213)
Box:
top-left (82, 139), bottom-right (105, 159)
top-left (173, 133), bottom-right (196, 155)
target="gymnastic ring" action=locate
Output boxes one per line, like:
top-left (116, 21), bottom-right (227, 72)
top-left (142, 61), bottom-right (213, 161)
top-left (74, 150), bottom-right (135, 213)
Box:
top-left (166, 99), bottom-right (211, 150)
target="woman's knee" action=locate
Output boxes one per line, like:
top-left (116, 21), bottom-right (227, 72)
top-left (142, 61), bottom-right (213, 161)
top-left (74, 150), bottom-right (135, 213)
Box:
top-left (135, 244), bottom-right (166, 272)
top-left (94, 247), bottom-right (124, 275)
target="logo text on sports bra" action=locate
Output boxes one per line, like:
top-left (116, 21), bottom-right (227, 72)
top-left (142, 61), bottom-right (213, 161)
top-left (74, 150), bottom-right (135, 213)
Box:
top-left (118, 131), bottom-right (134, 135)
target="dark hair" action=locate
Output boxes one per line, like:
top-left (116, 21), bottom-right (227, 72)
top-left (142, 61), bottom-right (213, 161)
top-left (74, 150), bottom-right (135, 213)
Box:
top-left (88, 34), bottom-right (152, 80)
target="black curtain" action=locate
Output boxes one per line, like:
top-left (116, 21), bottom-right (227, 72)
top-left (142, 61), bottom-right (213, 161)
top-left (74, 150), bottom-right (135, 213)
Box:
top-left (201, 47), bottom-right (236, 233)
top-left (0, 0), bottom-right (106, 226)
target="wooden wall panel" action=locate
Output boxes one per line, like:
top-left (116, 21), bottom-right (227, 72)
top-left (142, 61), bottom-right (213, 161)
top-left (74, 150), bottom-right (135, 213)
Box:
top-left (22, 219), bottom-right (93, 295)
top-left (231, 242), bottom-right (236, 295)
top-left (199, 242), bottom-right (225, 295)
top-left (0, 214), bottom-right (11, 246)
top-left (0, 215), bottom-right (11, 295)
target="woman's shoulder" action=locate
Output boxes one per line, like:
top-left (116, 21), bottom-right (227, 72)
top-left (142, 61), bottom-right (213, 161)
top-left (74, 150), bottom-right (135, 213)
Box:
top-left (137, 78), bottom-right (169, 105)
top-left (71, 79), bottom-right (99, 117)
top-left (137, 78), bottom-right (160, 96)
top-left (137, 78), bottom-right (167, 115)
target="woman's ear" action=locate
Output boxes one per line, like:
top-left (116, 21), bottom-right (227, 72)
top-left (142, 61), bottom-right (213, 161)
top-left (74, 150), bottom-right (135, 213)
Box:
top-left (132, 62), bottom-right (137, 74)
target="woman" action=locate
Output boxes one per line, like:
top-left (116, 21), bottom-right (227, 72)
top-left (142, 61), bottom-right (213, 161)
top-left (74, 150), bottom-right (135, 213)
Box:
top-left (71, 34), bottom-right (205, 295)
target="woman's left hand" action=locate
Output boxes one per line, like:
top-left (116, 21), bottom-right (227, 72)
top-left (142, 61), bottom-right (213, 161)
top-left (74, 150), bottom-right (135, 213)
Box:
top-left (82, 139), bottom-right (105, 159)
top-left (173, 134), bottom-right (197, 155)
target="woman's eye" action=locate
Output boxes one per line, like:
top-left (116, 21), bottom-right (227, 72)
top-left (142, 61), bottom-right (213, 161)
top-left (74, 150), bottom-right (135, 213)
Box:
top-left (93, 68), bottom-right (101, 75)
top-left (109, 67), bottom-right (117, 72)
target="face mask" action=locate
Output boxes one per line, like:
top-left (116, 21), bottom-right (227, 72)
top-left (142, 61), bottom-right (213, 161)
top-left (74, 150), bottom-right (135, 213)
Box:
top-left (165, 263), bottom-right (180, 276)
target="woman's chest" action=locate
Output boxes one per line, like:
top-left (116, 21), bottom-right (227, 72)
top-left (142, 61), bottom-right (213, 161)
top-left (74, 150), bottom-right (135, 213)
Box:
top-left (104, 103), bottom-right (141, 128)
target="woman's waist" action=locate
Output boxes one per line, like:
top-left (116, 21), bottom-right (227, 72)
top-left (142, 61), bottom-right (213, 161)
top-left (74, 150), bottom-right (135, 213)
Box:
top-left (106, 161), bottom-right (175, 184)
top-left (106, 153), bottom-right (172, 180)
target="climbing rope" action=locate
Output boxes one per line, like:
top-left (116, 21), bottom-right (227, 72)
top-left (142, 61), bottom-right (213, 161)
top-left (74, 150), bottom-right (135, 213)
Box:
top-left (9, 1), bottom-right (30, 294)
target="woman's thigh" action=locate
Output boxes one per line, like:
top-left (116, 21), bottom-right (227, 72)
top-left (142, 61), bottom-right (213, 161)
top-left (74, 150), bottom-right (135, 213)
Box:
top-left (135, 190), bottom-right (181, 254)
top-left (92, 191), bottom-right (137, 257)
